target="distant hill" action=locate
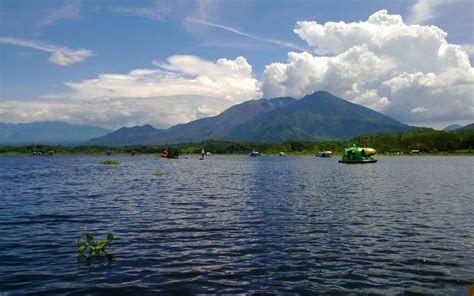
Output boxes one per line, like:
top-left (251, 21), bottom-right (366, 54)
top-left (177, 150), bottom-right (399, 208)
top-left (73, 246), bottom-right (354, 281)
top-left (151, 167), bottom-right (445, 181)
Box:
top-left (455, 123), bottom-right (474, 131)
top-left (444, 124), bottom-right (463, 131)
top-left (88, 91), bottom-right (414, 146)
top-left (86, 124), bottom-right (167, 146)
top-left (0, 121), bottom-right (112, 145)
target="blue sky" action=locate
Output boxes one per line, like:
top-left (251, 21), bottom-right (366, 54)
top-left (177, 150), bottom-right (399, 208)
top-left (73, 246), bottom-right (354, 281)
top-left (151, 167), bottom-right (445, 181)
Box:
top-left (1, 0), bottom-right (473, 129)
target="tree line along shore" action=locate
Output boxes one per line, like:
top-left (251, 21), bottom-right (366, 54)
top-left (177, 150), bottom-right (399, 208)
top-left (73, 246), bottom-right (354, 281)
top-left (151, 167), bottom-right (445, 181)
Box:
top-left (1, 128), bottom-right (473, 156)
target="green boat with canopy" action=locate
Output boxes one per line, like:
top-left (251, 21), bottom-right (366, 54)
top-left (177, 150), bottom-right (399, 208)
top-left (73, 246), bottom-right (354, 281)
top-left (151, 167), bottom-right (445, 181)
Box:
top-left (339, 144), bottom-right (377, 164)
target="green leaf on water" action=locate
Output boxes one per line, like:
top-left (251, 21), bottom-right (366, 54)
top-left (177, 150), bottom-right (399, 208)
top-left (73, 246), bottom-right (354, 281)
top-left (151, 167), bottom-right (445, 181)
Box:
top-left (86, 233), bottom-right (93, 244)
top-left (78, 245), bottom-right (87, 255)
top-left (107, 233), bottom-right (115, 242)
top-left (96, 240), bottom-right (106, 250)
top-left (85, 240), bottom-right (94, 251)
top-left (77, 232), bottom-right (116, 264)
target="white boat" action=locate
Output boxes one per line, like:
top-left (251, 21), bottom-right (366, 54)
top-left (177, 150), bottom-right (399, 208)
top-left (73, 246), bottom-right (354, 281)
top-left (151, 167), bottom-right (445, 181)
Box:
top-left (316, 151), bottom-right (332, 158)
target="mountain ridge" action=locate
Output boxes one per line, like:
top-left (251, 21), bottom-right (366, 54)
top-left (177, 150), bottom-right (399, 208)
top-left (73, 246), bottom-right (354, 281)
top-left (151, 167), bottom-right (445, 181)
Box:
top-left (443, 124), bottom-right (463, 131)
top-left (87, 91), bottom-right (413, 146)
top-left (0, 121), bottom-right (112, 145)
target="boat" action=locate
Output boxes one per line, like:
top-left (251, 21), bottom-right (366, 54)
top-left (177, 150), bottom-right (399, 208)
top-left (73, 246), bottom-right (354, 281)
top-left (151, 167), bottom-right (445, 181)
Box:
top-left (338, 144), bottom-right (377, 164)
top-left (160, 150), bottom-right (168, 158)
top-left (316, 151), bottom-right (332, 158)
top-left (249, 150), bottom-right (260, 157)
top-left (167, 149), bottom-right (179, 159)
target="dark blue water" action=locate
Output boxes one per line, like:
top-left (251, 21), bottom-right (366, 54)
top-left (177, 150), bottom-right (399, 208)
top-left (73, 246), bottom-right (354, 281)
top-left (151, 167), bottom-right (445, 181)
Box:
top-left (1, 155), bottom-right (473, 294)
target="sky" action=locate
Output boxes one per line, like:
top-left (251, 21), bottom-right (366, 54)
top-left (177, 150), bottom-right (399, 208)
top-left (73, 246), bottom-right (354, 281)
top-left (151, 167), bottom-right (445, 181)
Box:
top-left (0, 0), bottom-right (473, 130)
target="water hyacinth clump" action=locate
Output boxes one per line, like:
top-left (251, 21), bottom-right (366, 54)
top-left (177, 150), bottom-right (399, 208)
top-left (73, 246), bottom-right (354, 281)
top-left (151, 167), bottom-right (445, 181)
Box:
top-left (98, 160), bottom-right (121, 165)
top-left (153, 170), bottom-right (162, 176)
top-left (77, 233), bottom-right (115, 265)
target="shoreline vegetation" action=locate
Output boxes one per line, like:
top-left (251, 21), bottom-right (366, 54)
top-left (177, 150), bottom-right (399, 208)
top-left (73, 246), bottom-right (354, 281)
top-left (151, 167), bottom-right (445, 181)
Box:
top-left (1, 128), bottom-right (473, 156)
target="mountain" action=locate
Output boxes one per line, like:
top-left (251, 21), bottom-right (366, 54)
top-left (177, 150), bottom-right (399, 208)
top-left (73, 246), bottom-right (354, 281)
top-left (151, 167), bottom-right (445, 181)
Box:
top-left (0, 121), bottom-right (112, 145)
top-left (86, 124), bottom-right (167, 146)
top-left (455, 123), bottom-right (474, 131)
top-left (88, 97), bottom-right (295, 146)
top-left (88, 91), bottom-right (413, 146)
top-left (226, 91), bottom-right (411, 142)
top-left (444, 124), bottom-right (463, 131)
top-left (165, 96), bottom-right (295, 144)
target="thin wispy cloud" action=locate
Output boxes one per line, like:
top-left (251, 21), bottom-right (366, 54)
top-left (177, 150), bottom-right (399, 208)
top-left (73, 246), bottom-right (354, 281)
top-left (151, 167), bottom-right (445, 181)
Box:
top-left (0, 37), bottom-right (93, 66)
top-left (37, 0), bottom-right (82, 27)
top-left (408, 0), bottom-right (440, 24)
top-left (110, 6), bottom-right (167, 21)
top-left (109, 1), bottom-right (304, 52)
top-left (185, 17), bottom-right (305, 51)
top-left (406, 0), bottom-right (469, 24)
top-left (110, 0), bottom-right (193, 22)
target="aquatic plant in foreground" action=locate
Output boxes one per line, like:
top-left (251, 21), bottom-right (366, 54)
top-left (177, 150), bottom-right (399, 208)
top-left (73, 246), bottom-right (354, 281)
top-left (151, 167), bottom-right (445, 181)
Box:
top-left (77, 233), bottom-right (115, 264)
top-left (98, 160), bottom-right (121, 165)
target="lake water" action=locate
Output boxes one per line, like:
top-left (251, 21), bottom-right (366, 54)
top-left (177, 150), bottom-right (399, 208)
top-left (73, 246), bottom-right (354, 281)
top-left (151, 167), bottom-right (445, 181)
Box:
top-left (1, 155), bottom-right (473, 294)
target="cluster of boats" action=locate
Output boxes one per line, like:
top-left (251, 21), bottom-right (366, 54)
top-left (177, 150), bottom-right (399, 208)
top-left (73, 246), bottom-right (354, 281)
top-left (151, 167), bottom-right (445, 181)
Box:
top-left (248, 144), bottom-right (377, 163)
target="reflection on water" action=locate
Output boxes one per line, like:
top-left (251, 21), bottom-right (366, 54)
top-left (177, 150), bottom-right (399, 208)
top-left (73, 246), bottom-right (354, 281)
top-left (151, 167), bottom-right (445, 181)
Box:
top-left (0, 155), bottom-right (473, 294)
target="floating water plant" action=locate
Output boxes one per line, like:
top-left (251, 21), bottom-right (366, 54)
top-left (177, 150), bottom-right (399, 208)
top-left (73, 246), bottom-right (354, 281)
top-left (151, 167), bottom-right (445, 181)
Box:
top-left (98, 160), bottom-right (121, 165)
top-left (153, 170), bottom-right (163, 176)
top-left (77, 233), bottom-right (115, 264)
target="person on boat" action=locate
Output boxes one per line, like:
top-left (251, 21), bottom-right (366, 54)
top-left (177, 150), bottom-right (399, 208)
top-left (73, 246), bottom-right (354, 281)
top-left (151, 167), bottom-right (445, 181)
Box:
top-left (348, 151), bottom-right (355, 160)
top-left (201, 148), bottom-right (205, 160)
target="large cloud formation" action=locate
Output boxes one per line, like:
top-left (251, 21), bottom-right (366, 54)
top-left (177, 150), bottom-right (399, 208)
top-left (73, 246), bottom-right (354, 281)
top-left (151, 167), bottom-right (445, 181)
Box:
top-left (3, 10), bottom-right (472, 129)
top-left (0, 55), bottom-right (261, 128)
top-left (262, 10), bottom-right (474, 125)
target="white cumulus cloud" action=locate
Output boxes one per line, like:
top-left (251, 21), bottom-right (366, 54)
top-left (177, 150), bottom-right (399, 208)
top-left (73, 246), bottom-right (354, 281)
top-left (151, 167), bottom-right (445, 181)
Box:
top-left (2, 55), bottom-right (261, 129)
top-left (49, 55), bottom-right (261, 102)
top-left (262, 10), bottom-right (474, 124)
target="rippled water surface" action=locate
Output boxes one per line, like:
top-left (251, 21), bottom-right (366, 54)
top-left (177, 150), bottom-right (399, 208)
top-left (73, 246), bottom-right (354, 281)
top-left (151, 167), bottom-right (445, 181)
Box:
top-left (1, 155), bottom-right (473, 294)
